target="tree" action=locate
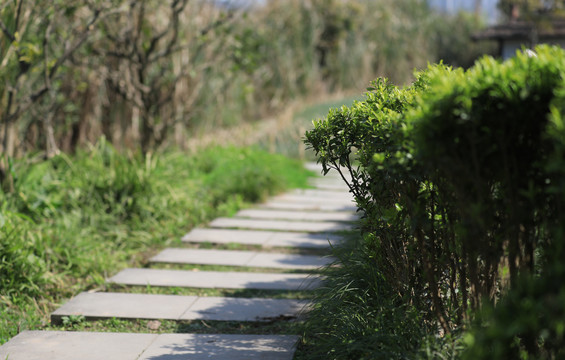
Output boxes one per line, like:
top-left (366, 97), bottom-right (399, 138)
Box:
top-left (0, 0), bottom-right (109, 190)
top-left (96, 0), bottom-right (239, 153)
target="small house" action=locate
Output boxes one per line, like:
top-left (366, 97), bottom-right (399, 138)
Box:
top-left (473, 19), bottom-right (565, 59)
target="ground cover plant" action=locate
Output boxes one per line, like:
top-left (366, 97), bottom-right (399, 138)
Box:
top-left (302, 45), bottom-right (565, 358)
top-left (0, 141), bottom-right (312, 344)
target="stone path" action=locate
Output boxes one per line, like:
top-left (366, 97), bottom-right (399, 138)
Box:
top-left (150, 248), bottom-right (333, 269)
top-left (108, 269), bottom-right (323, 290)
top-left (0, 162), bottom-right (355, 360)
top-left (0, 331), bottom-right (299, 360)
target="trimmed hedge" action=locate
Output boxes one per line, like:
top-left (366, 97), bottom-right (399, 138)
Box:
top-left (304, 45), bottom-right (565, 357)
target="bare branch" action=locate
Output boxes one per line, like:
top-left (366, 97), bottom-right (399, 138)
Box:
top-left (15, 0), bottom-right (24, 31)
top-left (0, 18), bottom-right (15, 42)
top-left (48, 8), bottom-right (101, 79)
top-left (42, 18), bottom-right (54, 90)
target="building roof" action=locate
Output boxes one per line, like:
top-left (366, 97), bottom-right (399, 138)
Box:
top-left (473, 19), bottom-right (565, 41)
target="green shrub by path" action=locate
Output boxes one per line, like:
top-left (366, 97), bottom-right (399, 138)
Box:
top-left (0, 141), bottom-right (312, 344)
top-left (303, 45), bottom-right (565, 358)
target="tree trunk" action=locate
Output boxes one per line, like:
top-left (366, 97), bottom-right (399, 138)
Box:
top-left (44, 110), bottom-right (60, 158)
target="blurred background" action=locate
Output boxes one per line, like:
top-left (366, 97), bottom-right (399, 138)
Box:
top-left (0, 0), bottom-right (557, 161)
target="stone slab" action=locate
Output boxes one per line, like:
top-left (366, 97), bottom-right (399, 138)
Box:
top-left (180, 297), bottom-right (310, 321)
top-left (290, 189), bottom-right (354, 200)
top-left (51, 292), bottom-right (198, 324)
top-left (108, 268), bottom-right (323, 290)
top-left (303, 162), bottom-right (325, 172)
top-left (0, 331), bottom-right (299, 360)
top-left (246, 253), bottom-right (333, 270)
top-left (151, 248), bottom-right (255, 267)
top-left (183, 228), bottom-right (273, 245)
top-left (209, 218), bottom-right (352, 232)
top-left (266, 231), bottom-right (343, 248)
top-left (260, 201), bottom-right (358, 212)
top-left (150, 248), bottom-right (333, 270)
top-left (308, 179), bottom-right (349, 191)
top-left (182, 228), bottom-right (342, 248)
top-left (0, 331), bottom-right (157, 360)
top-left (235, 209), bottom-right (358, 222)
top-left (273, 194), bottom-right (355, 205)
top-left (140, 333), bottom-right (299, 360)
top-left (51, 293), bottom-right (310, 323)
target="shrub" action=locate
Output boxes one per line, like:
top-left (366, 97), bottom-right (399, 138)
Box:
top-left (305, 45), bottom-right (565, 356)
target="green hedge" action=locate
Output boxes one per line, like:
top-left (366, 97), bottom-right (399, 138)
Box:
top-left (304, 45), bottom-right (565, 358)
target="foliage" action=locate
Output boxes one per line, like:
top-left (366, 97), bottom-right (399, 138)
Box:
top-left (0, 142), bottom-right (311, 344)
top-left (0, 0), bottom-right (488, 165)
top-left (304, 45), bottom-right (565, 357)
top-left (298, 233), bottom-right (442, 360)
top-left (463, 267), bottom-right (565, 359)
top-left (430, 11), bottom-right (497, 69)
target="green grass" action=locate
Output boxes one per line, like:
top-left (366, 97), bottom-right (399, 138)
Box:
top-left (106, 284), bottom-right (314, 300)
top-left (0, 141), bottom-right (314, 344)
top-left (150, 262), bottom-right (317, 274)
top-left (181, 241), bottom-right (328, 256)
top-left (48, 317), bottom-right (304, 336)
top-left (294, 231), bottom-right (463, 360)
top-left (255, 95), bottom-right (363, 160)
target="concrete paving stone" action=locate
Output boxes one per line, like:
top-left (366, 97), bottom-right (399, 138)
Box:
top-left (150, 248), bottom-right (333, 270)
top-left (310, 184), bottom-right (350, 191)
top-left (303, 164), bottom-right (352, 181)
top-left (221, 272), bottom-right (323, 290)
top-left (267, 232), bottom-right (343, 248)
top-left (179, 297), bottom-right (310, 322)
top-left (235, 209), bottom-right (358, 222)
top-left (247, 253), bottom-right (334, 269)
top-left (51, 292), bottom-right (198, 324)
top-left (0, 331), bottom-right (157, 360)
top-left (51, 293), bottom-right (309, 323)
top-left (308, 178), bottom-right (350, 191)
top-left (289, 189), bottom-right (354, 200)
top-left (303, 162), bottom-right (325, 172)
top-left (273, 194), bottom-right (355, 205)
top-left (304, 162), bottom-right (351, 176)
top-left (209, 218), bottom-right (352, 232)
top-left (151, 248), bottom-right (255, 267)
top-left (182, 228), bottom-right (341, 248)
top-left (260, 200), bottom-right (358, 212)
top-left (108, 268), bottom-right (323, 290)
top-left (108, 268), bottom-right (224, 289)
top-left (182, 228), bottom-right (273, 245)
top-left (0, 331), bottom-right (300, 360)
top-left (140, 333), bottom-right (300, 360)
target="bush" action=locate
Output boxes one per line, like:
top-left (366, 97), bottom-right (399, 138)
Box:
top-left (305, 45), bottom-right (565, 356)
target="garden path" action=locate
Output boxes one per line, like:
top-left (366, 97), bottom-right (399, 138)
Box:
top-left (0, 163), bottom-right (356, 360)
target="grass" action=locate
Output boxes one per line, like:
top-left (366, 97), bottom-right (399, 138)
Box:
top-left (106, 284), bottom-right (314, 300)
top-left (150, 262), bottom-right (317, 274)
top-left (0, 141), bottom-right (314, 344)
top-left (49, 317), bottom-right (304, 336)
top-left (181, 241), bottom-right (329, 255)
top-left (293, 232), bottom-right (463, 360)
top-left (255, 94), bottom-right (363, 160)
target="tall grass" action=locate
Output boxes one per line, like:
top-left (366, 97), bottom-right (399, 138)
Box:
top-left (0, 141), bottom-right (312, 344)
top-left (297, 232), bottom-right (465, 360)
